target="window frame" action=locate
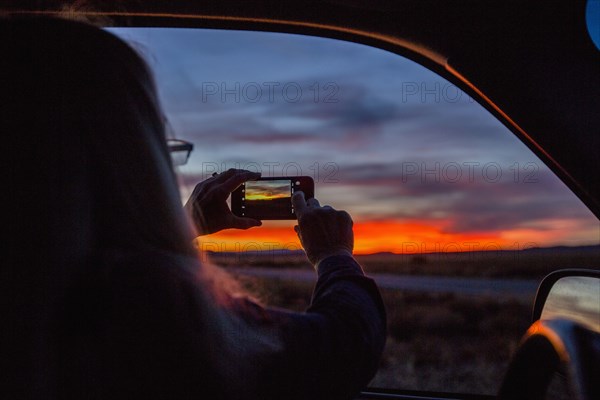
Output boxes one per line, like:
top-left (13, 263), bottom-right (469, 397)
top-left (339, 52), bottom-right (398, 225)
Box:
top-left (9, 4), bottom-right (598, 399)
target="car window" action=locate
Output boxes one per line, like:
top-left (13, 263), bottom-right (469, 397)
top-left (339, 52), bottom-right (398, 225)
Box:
top-left (111, 27), bottom-right (600, 396)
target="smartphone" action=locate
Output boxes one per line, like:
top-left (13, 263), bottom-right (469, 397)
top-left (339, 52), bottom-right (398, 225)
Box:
top-left (231, 176), bottom-right (314, 220)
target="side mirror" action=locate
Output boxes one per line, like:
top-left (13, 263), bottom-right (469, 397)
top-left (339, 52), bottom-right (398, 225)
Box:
top-left (532, 269), bottom-right (600, 333)
top-left (499, 269), bottom-right (600, 400)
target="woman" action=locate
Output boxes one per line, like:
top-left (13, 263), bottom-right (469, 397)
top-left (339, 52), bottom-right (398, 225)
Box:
top-left (2, 17), bottom-right (385, 399)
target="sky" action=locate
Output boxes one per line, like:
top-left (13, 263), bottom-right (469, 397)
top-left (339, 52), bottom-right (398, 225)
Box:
top-left (110, 28), bottom-right (599, 254)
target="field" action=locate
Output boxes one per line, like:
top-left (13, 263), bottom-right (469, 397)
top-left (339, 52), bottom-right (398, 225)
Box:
top-left (234, 274), bottom-right (529, 395)
top-left (210, 245), bottom-right (600, 279)
top-left (222, 246), bottom-right (600, 395)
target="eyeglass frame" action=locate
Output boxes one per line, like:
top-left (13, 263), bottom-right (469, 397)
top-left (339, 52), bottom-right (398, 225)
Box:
top-left (166, 139), bottom-right (194, 166)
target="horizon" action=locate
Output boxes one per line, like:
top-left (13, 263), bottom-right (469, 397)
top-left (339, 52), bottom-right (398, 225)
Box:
top-left (199, 241), bottom-right (600, 256)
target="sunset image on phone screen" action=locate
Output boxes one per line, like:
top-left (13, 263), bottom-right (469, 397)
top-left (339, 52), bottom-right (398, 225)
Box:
top-left (244, 180), bottom-right (292, 218)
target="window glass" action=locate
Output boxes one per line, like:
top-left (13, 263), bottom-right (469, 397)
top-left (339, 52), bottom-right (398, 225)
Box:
top-left (111, 28), bottom-right (600, 395)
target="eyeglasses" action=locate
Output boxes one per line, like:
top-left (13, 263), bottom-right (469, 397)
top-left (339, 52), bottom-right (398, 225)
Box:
top-left (167, 139), bottom-right (194, 166)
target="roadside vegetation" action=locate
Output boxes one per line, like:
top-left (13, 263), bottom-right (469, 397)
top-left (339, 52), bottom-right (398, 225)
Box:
top-left (221, 246), bottom-right (599, 394)
top-left (234, 274), bottom-right (531, 395)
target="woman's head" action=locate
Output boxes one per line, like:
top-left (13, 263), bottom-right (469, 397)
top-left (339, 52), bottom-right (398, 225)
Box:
top-left (2, 16), bottom-right (200, 396)
top-left (3, 16), bottom-right (194, 266)
top-left (2, 18), bottom-right (282, 398)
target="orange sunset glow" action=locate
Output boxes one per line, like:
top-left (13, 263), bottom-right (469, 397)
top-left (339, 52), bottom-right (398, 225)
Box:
top-left (195, 219), bottom-right (584, 255)
top-left (245, 181), bottom-right (290, 201)
top-left (245, 192), bottom-right (289, 201)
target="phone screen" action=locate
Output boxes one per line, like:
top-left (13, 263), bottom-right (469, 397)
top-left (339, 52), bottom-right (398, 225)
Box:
top-left (244, 179), bottom-right (292, 218)
top-left (232, 176), bottom-right (314, 220)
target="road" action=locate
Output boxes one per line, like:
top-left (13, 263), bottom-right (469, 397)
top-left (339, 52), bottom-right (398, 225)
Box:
top-left (227, 267), bottom-right (540, 302)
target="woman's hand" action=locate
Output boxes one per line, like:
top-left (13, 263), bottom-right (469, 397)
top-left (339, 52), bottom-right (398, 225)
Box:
top-left (184, 169), bottom-right (262, 236)
top-left (292, 191), bottom-right (354, 267)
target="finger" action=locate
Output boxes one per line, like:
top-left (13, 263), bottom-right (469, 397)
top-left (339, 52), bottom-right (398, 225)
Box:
top-left (293, 225), bottom-right (304, 244)
top-left (307, 198), bottom-right (320, 208)
top-left (337, 210), bottom-right (353, 225)
top-left (219, 170), bottom-right (262, 195)
top-left (292, 191), bottom-right (307, 218)
top-left (214, 169), bottom-right (260, 185)
top-left (212, 168), bottom-right (236, 183)
top-left (231, 216), bottom-right (262, 230)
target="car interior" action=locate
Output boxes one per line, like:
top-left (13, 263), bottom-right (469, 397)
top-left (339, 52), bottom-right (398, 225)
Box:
top-left (4, 1), bottom-right (599, 399)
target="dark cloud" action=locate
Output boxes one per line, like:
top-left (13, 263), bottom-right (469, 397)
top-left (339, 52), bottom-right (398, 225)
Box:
top-left (247, 181), bottom-right (290, 194)
top-left (229, 133), bottom-right (317, 144)
top-left (332, 162), bottom-right (594, 233)
top-left (266, 81), bottom-right (429, 129)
